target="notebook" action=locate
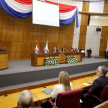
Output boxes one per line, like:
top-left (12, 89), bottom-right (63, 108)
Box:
top-left (43, 88), bottom-right (52, 94)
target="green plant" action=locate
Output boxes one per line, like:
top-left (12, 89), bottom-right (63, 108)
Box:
top-left (44, 57), bottom-right (59, 66)
top-left (66, 55), bottom-right (78, 64)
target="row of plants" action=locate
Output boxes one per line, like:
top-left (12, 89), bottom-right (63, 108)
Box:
top-left (44, 55), bottom-right (78, 66)
top-left (66, 55), bottom-right (78, 64)
top-left (44, 57), bottom-right (59, 66)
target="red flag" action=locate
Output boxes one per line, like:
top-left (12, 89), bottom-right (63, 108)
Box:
top-left (36, 41), bottom-right (39, 51)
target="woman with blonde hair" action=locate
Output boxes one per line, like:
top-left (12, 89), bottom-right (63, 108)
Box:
top-left (51, 71), bottom-right (73, 99)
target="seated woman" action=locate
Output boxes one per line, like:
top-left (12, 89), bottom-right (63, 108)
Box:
top-left (51, 71), bottom-right (73, 100)
top-left (69, 48), bottom-right (75, 52)
top-left (61, 47), bottom-right (66, 53)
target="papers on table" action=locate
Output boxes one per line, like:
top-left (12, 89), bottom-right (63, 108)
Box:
top-left (82, 83), bottom-right (92, 86)
top-left (94, 77), bottom-right (98, 79)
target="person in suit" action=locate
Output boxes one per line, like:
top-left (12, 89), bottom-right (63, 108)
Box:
top-left (87, 48), bottom-right (92, 58)
top-left (61, 47), bottom-right (66, 53)
top-left (51, 71), bottom-right (73, 100)
top-left (81, 66), bottom-right (108, 101)
top-left (104, 48), bottom-right (108, 59)
top-left (33, 48), bottom-right (40, 54)
top-left (42, 47), bottom-right (49, 53)
top-left (74, 48), bottom-right (78, 52)
top-left (52, 47), bottom-right (59, 53)
top-left (79, 47), bottom-right (83, 52)
top-left (79, 47), bottom-right (85, 57)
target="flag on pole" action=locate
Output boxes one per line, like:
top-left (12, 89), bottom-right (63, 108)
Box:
top-left (46, 41), bottom-right (49, 51)
top-left (36, 41), bottom-right (39, 51)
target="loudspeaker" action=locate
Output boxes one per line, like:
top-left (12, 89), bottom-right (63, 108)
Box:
top-left (96, 28), bottom-right (101, 32)
top-left (88, 15), bottom-right (90, 25)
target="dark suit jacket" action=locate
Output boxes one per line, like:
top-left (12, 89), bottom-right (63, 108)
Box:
top-left (33, 50), bottom-right (40, 53)
top-left (104, 51), bottom-right (108, 58)
top-left (87, 49), bottom-right (92, 54)
top-left (42, 50), bottom-right (49, 53)
top-left (87, 76), bottom-right (108, 98)
top-left (52, 49), bottom-right (59, 53)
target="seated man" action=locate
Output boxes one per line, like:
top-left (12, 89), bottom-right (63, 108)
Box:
top-left (81, 66), bottom-right (108, 101)
top-left (52, 47), bottom-right (59, 53)
top-left (17, 90), bottom-right (41, 108)
top-left (79, 47), bottom-right (83, 52)
top-left (33, 48), bottom-right (40, 54)
top-left (17, 90), bottom-right (33, 108)
top-left (42, 47), bottom-right (49, 53)
top-left (87, 48), bottom-right (92, 58)
top-left (104, 48), bottom-right (108, 59)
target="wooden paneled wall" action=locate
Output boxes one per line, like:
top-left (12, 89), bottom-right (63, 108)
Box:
top-left (0, 6), bottom-right (75, 60)
top-left (99, 0), bottom-right (108, 58)
top-left (78, 1), bottom-right (89, 49)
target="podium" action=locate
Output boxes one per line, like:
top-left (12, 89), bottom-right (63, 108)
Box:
top-left (31, 52), bottom-right (82, 66)
top-left (0, 47), bottom-right (8, 70)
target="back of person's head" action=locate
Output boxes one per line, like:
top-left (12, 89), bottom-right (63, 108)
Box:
top-left (59, 71), bottom-right (71, 91)
top-left (17, 90), bottom-right (33, 108)
top-left (98, 66), bottom-right (107, 76)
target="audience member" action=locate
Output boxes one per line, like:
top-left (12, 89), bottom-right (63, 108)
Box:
top-left (51, 71), bottom-right (73, 100)
top-left (81, 66), bottom-right (108, 101)
top-left (17, 90), bottom-right (42, 108)
top-left (52, 47), bottom-right (59, 53)
top-left (61, 47), bottom-right (66, 53)
top-left (42, 47), bottom-right (49, 53)
top-left (17, 90), bottom-right (33, 108)
top-left (33, 48), bottom-right (40, 54)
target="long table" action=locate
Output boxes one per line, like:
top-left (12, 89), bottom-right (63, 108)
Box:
top-left (0, 71), bottom-right (104, 108)
top-left (31, 52), bottom-right (82, 66)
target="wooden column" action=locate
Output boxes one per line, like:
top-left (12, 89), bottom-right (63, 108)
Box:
top-left (99, 0), bottom-right (108, 58)
top-left (78, 1), bottom-right (90, 49)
